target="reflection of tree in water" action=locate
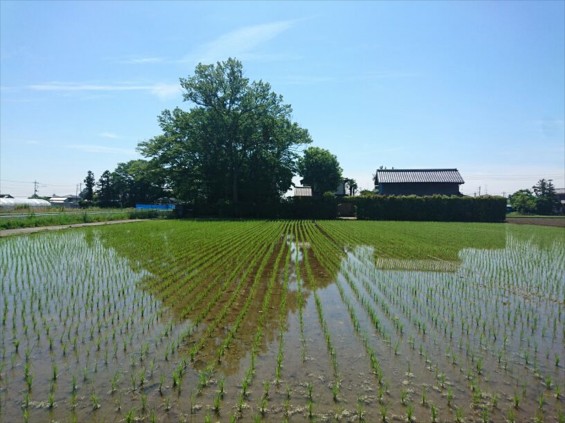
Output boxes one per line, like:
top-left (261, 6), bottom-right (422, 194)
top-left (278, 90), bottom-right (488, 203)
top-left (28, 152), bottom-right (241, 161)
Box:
top-left (317, 220), bottom-right (507, 272)
top-left (98, 222), bottom-right (338, 376)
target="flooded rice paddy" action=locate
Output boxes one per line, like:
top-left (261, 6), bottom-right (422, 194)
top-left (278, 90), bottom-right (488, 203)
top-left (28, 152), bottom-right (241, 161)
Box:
top-left (0, 220), bottom-right (563, 422)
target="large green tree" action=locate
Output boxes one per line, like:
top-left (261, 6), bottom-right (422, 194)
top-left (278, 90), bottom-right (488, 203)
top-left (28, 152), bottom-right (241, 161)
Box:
top-left (532, 178), bottom-right (559, 215)
top-left (96, 170), bottom-right (115, 207)
top-left (509, 189), bottom-right (537, 214)
top-left (297, 146), bottom-right (342, 197)
top-left (138, 58), bottom-right (312, 210)
top-left (83, 170), bottom-right (95, 202)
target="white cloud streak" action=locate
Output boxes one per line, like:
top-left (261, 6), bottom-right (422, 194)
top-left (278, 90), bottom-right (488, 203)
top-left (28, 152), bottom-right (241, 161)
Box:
top-left (99, 132), bottom-right (119, 139)
top-left (191, 20), bottom-right (296, 64)
top-left (118, 56), bottom-right (165, 64)
top-left (28, 82), bottom-right (182, 100)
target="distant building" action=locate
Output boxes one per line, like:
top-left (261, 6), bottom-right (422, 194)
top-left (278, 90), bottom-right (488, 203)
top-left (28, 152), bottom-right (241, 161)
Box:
top-left (294, 186), bottom-right (313, 197)
top-left (49, 195), bottom-right (80, 208)
top-left (294, 181), bottom-right (348, 198)
top-left (375, 168), bottom-right (465, 196)
top-left (556, 188), bottom-right (565, 214)
top-left (335, 180), bottom-right (346, 196)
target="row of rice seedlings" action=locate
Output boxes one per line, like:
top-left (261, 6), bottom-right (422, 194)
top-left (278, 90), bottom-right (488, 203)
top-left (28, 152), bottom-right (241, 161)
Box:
top-left (292, 220), bottom-right (310, 364)
top-left (310, 227), bottom-right (409, 415)
top-left (186, 222), bottom-right (285, 364)
top-left (301, 222), bottom-right (348, 404)
top-left (139, 221), bottom-right (262, 312)
top-left (314, 244), bottom-right (390, 395)
top-left (231, 222), bottom-right (291, 420)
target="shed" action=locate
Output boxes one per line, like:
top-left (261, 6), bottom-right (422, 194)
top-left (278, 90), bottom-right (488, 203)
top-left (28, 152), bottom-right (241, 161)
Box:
top-left (375, 169), bottom-right (464, 196)
top-left (49, 195), bottom-right (80, 208)
top-left (294, 186), bottom-right (313, 197)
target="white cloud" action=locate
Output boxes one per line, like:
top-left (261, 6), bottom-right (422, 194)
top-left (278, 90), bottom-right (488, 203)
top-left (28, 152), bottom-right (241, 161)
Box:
top-left (191, 20), bottom-right (296, 64)
top-left (118, 56), bottom-right (165, 64)
top-left (67, 144), bottom-right (137, 155)
top-left (150, 83), bottom-right (183, 100)
top-left (99, 132), bottom-right (119, 139)
top-left (28, 82), bottom-right (181, 100)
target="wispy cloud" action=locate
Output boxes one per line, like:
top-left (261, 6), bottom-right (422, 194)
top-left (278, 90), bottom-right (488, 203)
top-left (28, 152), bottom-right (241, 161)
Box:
top-left (67, 144), bottom-right (137, 155)
top-left (190, 20), bottom-right (296, 64)
top-left (277, 75), bottom-right (336, 85)
top-left (118, 56), bottom-right (165, 64)
top-left (275, 69), bottom-right (419, 87)
top-left (99, 132), bottom-right (119, 139)
top-left (28, 82), bottom-right (181, 100)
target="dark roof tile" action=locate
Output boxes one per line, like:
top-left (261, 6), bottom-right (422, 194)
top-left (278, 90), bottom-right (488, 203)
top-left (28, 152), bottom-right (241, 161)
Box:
top-left (376, 169), bottom-right (464, 184)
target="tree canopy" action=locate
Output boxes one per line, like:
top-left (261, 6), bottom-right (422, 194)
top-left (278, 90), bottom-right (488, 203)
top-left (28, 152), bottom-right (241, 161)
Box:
top-left (83, 171), bottom-right (95, 202)
top-left (509, 179), bottom-right (560, 215)
top-left (297, 146), bottom-right (343, 197)
top-left (138, 58), bottom-right (312, 212)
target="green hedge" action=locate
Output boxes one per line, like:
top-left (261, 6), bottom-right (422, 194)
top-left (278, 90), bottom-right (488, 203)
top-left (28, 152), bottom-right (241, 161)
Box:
top-left (279, 196), bottom-right (338, 219)
top-left (176, 195), bottom-right (506, 221)
top-left (342, 195), bottom-right (506, 222)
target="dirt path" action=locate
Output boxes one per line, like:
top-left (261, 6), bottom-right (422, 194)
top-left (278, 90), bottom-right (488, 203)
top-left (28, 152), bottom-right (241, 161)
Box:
top-left (506, 217), bottom-right (565, 228)
top-left (0, 219), bottom-right (145, 238)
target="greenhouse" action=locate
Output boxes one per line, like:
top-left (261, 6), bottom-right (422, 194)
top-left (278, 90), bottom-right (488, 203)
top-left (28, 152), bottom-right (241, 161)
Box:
top-left (0, 197), bottom-right (51, 209)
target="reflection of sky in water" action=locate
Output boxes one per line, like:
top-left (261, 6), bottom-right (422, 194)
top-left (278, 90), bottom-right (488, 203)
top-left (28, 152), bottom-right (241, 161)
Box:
top-left (286, 234), bottom-right (309, 263)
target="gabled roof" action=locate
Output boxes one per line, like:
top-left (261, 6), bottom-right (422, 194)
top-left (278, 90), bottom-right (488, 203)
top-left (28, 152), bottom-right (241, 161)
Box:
top-left (376, 169), bottom-right (464, 184)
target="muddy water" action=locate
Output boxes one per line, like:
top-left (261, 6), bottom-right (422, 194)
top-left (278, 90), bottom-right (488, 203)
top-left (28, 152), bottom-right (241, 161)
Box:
top-left (0, 223), bottom-right (563, 422)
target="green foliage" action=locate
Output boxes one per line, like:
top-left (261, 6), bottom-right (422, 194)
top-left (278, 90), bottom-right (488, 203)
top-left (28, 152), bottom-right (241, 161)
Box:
top-left (532, 179), bottom-right (560, 215)
top-left (509, 179), bottom-right (560, 215)
top-left (139, 58), bottom-right (312, 213)
top-left (509, 190), bottom-right (537, 214)
top-left (297, 146), bottom-right (342, 197)
top-left (83, 170), bottom-right (95, 202)
top-left (344, 195), bottom-right (507, 222)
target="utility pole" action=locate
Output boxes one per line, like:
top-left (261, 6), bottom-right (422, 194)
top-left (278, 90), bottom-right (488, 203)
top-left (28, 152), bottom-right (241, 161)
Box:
top-left (33, 180), bottom-right (39, 197)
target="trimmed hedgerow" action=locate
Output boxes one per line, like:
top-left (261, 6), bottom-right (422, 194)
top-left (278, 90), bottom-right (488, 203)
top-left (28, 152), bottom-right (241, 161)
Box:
top-left (342, 195), bottom-right (507, 222)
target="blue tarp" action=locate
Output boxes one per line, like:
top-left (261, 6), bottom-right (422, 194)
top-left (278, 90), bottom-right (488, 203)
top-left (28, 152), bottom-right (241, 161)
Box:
top-left (135, 204), bottom-right (175, 211)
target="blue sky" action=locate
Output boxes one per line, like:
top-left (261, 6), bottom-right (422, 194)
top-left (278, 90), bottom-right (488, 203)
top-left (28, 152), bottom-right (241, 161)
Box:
top-left (1, 1), bottom-right (563, 198)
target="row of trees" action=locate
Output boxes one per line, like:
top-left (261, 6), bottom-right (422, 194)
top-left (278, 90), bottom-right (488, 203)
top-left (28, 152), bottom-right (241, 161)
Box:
top-left (509, 179), bottom-right (561, 215)
top-left (82, 161), bottom-right (168, 208)
top-left (82, 58), bottom-right (346, 212)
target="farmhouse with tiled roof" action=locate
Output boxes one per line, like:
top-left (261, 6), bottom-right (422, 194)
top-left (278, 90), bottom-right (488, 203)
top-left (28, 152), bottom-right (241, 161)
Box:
top-left (375, 168), bottom-right (464, 196)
